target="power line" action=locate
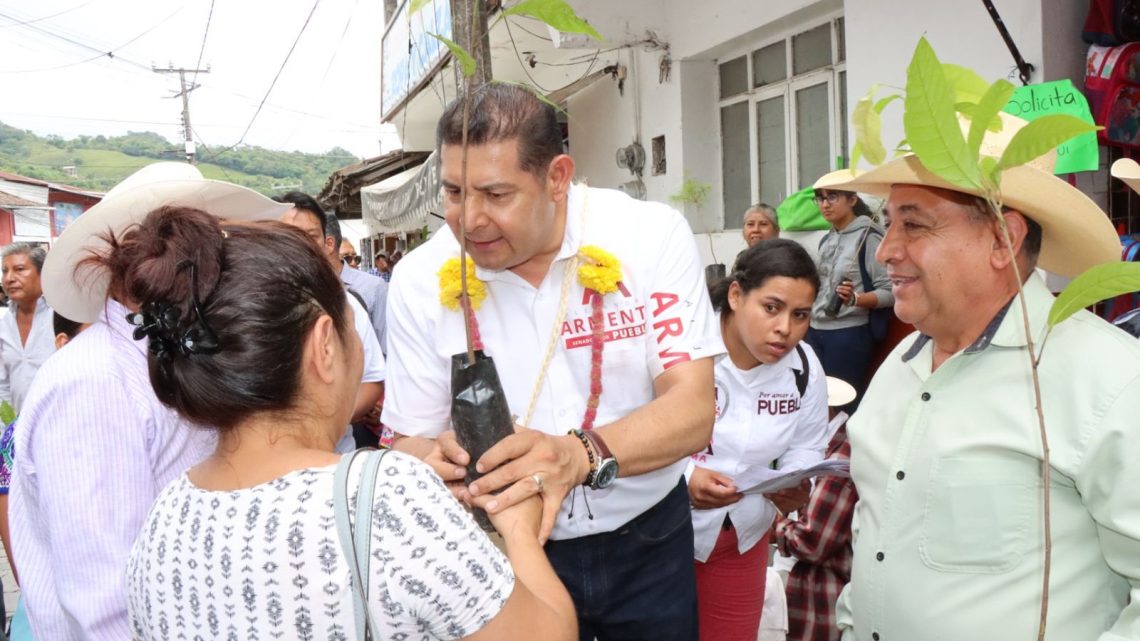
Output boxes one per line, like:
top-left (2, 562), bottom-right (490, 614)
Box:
top-left (0, 4), bottom-right (186, 74)
top-left (211, 0), bottom-right (322, 158)
top-left (281, 0), bottom-right (362, 148)
top-left (0, 0), bottom-right (99, 30)
top-left (191, 0), bottom-right (215, 88)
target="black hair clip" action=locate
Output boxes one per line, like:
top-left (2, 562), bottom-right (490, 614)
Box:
top-left (126, 260), bottom-right (221, 361)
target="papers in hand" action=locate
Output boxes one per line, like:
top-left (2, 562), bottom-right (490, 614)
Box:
top-left (734, 458), bottom-right (850, 495)
top-left (734, 412), bottom-right (851, 495)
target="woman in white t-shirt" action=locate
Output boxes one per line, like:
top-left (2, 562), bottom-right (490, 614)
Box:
top-left (688, 239), bottom-right (832, 641)
top-left (118, 206), bottom-right (575, 641)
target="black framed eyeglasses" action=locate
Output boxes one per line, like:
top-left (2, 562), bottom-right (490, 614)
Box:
top-left (343, 254), bottom-right (361, 265)
top-left (813, 193), bottom-right (845, 205)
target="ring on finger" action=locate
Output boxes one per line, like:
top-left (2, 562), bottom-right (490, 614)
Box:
top-left (531, 473), bottom-right (544, 492)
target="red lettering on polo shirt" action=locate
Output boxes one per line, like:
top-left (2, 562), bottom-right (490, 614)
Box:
top-left (652, 317), bottom-right (684, 342)
top-left (659, 347), bottom-right (692, 369)
top-left (650, 291), bottom-right (679, 316)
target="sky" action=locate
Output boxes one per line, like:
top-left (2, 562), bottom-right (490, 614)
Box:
top-left (0, 0), bottom-right (401, 159)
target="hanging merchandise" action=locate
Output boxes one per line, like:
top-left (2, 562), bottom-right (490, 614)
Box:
top-left (1085, 43), bottom-right (1140, 148)
top-left (1003, 79), bottom-right (1099, 173)
top-left (1082, 0), bottom-right (1140, 46)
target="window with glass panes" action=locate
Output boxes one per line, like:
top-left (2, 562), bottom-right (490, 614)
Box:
top-left (718, 17), bottom-right (847, 230)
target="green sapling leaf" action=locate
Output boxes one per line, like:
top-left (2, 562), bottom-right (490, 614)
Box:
top-left (904, 38), bottom-right (981, 190)
top-left (853, 93), bottom-right (887, 165)
top-left (1049, 263), bottom-right (1140, 327)
top-left (997, 115), bottom-right (1101, 170)
top-left (967, 79), bottom-right (1016, 157)
top-left (409, 0), bottom-right (433, 16)
top-left (943, 63), bottom-right (990, 103)
top-left (874, 94), bottom-right (902, 113)
top-left (429, 33), bottom-right (477, 77)
top-left (503, 0), bottom-right (603, 41)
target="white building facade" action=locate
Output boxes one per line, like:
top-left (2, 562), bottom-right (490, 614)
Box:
top-left (382, 0), bottom-right (1098, 265)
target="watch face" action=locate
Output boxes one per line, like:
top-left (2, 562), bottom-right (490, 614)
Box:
top-left (594, 459), bottom-right (619, 489)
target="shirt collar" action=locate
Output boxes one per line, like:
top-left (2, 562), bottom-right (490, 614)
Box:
top-left (900, 272), bottom-right (1053, 363)
top-left (102, 298), bottom-right (147, 356)
top-left (6, 296), bottom-right (51, 314)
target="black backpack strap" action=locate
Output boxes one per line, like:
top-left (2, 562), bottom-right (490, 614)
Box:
top-left (794, 344), bottom-right (810, 398)
top-left (857, 228), bottom-right (882, 296)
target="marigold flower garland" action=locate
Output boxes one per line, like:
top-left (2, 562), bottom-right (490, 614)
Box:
top-left (438, 246), bottom-right (622, 431)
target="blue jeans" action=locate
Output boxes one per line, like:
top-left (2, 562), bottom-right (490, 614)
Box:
top-left (544, 479), bottom-right (698, 641)
top-left (807, 324), bottom-right (874, 413)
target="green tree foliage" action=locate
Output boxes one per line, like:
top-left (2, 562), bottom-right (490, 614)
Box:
top-left (0, 120), bottom-right (360, 196)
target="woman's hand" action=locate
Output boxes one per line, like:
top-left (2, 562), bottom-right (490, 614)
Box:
top-left (687, 466), bottom-right (742, 510)
top-left (474, 493), bottom-right (543, 543)
top-left (836, 280), bottom-right (856, 306)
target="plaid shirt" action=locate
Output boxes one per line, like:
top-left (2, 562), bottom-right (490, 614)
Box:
top-left (774, 428), bottom-right (856, 641)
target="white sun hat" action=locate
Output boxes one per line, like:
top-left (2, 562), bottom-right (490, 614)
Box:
top-left (43, 162), bottom-right (290, 323)
top-left (825, 376), bottom-right (857, 408)
top-left (815, 113), bottom-right (1119, 279)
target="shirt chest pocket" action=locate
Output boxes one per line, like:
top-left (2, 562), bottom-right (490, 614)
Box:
top-left (919, 456), bottom-right (1037, 574)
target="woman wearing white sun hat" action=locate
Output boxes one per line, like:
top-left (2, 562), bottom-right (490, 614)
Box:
top-left (8, 163), bottom-right (288, 641)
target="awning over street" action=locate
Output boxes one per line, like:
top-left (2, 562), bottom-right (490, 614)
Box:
top-left (319, 150), bottom-right (430, 219)
top-left (362, 150), bottom-right (441, 234)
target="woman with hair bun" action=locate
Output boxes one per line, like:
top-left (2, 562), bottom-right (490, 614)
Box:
top-left (688, 239), bottom-right (832, 641)
top-left (118, 206), bottom-right (575, 641)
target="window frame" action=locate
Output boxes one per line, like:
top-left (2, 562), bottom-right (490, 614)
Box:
top-left (716, 15), bottom-right (847, 230)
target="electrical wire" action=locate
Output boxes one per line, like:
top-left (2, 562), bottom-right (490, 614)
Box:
top-left (0, 3), bottom-right (186, 73)
top-left (0, 0), bottom-right (99, 30)
top-left (281, 0), bottom-right (363, 148)
top-left (504, 17), bottom-right (602, 94)
top-left (191, 0), bottom-right (215, 87)
top-left (510, 19), bottom-right (552, 42)
top-left (202, 0), bottom-right (322, 160)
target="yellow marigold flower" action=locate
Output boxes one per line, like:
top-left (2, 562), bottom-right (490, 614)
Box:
top-left (438, 256), bottom-right (486, 311)
top-left (578, 245), bottom-right (622, 294)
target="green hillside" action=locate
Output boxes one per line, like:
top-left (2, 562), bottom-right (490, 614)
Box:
top-left (0, 122), bottom-right (361, 196)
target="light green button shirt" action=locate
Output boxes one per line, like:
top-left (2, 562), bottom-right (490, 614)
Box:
top-left (838, 274), bottom-right (1140, 641)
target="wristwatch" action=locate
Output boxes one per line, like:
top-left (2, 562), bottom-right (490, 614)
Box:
top-left (581, 429), bottom-right (619, 490)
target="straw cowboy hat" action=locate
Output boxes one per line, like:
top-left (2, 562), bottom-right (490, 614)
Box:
top-left (814, 113), bottom-right (1119, 278)
top-left (1110, 157), bottom-right (1140, 199)
top-left (43, 162), bottom-right (290, 323)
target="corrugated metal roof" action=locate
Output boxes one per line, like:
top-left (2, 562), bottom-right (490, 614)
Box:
top-left (0, 190), bottom-right (44, 208)
top-left (0, 171), bottom-right (103, 198)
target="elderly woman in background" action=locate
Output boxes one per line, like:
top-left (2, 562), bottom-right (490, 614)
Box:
top-left (742, 203), bottom-right (780, 248)
top-left (0, 243), bottom-right (55, 414)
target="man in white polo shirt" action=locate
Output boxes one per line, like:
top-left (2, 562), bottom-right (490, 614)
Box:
top-left (384, 83), bottom-right (722, 640)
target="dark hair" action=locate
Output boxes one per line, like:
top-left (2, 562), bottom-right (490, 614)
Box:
top-left (324, 215), bottom-right (342, 249)
top-left (951, 189), bottom-right (1044, 264)
top-left (436, 83), bottom-right (564, 176)
top-left (86, 206), bottom-right (349, 431)
top-left (709, 239), bottom-right (821, 313)
top-left (274, 191), bottom-right (328, 237)
top-left (52, 312), bottom-right (83, 339)
top-left (1, 243), bottom-right (46, 273)
top-left (813, 188), bottom-right (873, 218)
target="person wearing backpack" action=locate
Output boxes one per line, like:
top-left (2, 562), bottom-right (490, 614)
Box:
top-left (687, 239), bottom-right (832, 641)
top-left (806, 188), bottom-right (894, 412)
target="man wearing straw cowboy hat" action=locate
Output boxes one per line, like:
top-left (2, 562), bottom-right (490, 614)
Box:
top-left (9, 163), bottom-right (288, 641)
top-left (816, 111), bottom-right (1140, 641)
